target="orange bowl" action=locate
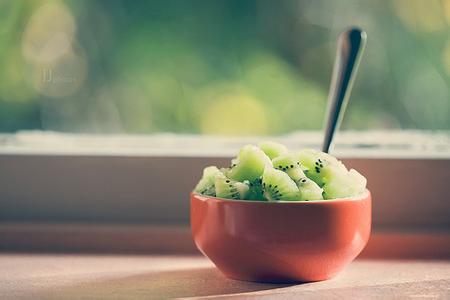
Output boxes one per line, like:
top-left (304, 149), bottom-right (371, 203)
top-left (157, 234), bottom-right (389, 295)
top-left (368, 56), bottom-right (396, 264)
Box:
top-left (191, 191), bottom-right (371, 283)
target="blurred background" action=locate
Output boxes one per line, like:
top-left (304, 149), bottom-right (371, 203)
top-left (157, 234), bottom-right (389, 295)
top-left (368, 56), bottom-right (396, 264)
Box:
top-left (0, 0), bottom-right (449, 135)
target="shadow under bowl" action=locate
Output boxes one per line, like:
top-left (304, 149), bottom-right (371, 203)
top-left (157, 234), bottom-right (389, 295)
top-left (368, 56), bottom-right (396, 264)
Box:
top-left (191, 191), bottom-right (371, 283)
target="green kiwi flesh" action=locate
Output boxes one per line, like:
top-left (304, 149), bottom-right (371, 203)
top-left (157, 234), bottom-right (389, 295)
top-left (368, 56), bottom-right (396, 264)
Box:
top-left (258, 141), bottom-right (288, 160)
top-left (272, 154), bottom-right (324, 200)
top-left (244, 178), bottom-right (266, 201)
top-left (215, 172), bottom-right (249, 200)
top-left (262, 167), bottom-right (299, 201)
top-left (193, 141), bottom-right (367, 201)
top-left (194, 166), bottom-right (221, 196)
top-left (323, 169), bottom-right (367, 199)
top-left (272, 153), bottom-right (306, 182)
top-left (298, 149), bottom-right (347, 187)
top-left (297, 177), bottom-right (324, 200)
top-left (227, 145), bottom-right (272, 182)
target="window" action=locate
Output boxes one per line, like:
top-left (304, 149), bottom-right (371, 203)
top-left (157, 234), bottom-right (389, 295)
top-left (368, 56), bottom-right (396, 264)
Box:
top-left (0, 0), bottom-right (449, 134)
top-left (0, 1), bottom-right (449, 234)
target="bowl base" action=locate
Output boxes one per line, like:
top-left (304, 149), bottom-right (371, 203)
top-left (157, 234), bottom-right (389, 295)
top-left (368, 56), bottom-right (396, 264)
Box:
top-left (221, 270), bottom-right (335, 284)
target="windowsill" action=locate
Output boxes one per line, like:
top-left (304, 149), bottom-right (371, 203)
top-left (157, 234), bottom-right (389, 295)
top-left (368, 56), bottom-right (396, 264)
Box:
top-left (1, 130), bottom-right (449, 158)
top-left (0, 132), bottom-right (449, 229)
top-left (1, 222), bottom-right (449, 259)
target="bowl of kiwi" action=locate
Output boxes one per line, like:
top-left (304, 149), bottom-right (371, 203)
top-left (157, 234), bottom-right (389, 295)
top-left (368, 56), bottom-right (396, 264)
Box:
top-left (191, 141), bottom-right (371, 283)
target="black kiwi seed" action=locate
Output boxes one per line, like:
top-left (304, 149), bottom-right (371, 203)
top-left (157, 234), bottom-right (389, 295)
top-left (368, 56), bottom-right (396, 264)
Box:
top-left (315, 162), bottom-right (319, 166)
top-left (319, 164), bottom-right (323, 168)
top-left (226, 180), bottom-right (230, 183)
top-left (301, 179), bottom-right (307, 183)
top-left (279, 165), bottom-right (282, 169)
top-left (290, 165), bottom-right (294, 168)
top-left (318, 159), bottom-right (322, 163)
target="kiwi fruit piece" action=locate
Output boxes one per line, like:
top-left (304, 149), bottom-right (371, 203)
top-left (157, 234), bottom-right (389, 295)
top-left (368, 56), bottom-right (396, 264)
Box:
top-left (298, 149), bottom-right (347, 172)
top-left (262, 167), bottom-right (299, 201)
top-left (244, 178), bottom-right (266, 201)
top-left (297, 177), bottom-right (324, 200)
top-left (272, 153), bottom-right (324, 200)
top-left (323, 169), bottom-right (367, 199)
top-left (272, 153), bottom-right (306, 182)
top-left (297, 149), bottom-right (347, 187)
top-left (348, 168), bottom-right (367, 191)
top-left (297, 149), bottom-right (367, 199)
top-left (194, 143), bottom-right (367, 201)
top-left (227, 145), bottom-right (272, 182)
top-left (194, 166), bottom-right (221, 196)
top-left (258, 141), bottom-right (288, 160)
top-left (215, 172), bottom-right (249, 200)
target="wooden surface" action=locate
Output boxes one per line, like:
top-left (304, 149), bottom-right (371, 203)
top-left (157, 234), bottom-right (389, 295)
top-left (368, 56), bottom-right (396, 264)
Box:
top-left (1, 254), bottom-right (449, 299)
top-left (1, 224), bottom-right (449, 298)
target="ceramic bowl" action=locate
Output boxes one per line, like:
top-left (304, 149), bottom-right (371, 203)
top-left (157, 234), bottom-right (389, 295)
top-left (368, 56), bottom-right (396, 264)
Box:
top-left (191, 191), bottom-right (371, 282)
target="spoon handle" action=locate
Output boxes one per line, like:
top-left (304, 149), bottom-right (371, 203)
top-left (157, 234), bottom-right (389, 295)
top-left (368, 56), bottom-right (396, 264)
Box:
top-left (321, 28), bottom-right (367, 153)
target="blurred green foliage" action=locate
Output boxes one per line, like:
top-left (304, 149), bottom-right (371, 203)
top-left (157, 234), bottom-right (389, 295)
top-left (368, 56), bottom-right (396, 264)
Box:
top-left (0, 0), bottom-right (449, 134)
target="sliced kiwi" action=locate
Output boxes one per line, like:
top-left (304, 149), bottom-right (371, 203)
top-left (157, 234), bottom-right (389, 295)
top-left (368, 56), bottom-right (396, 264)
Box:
top-left (227, 145), bottom-right (272, 182)
top-left (262, 167), bottom-right (299, 201)
top-left (244, 178), bottom-right (266, 201)
top-left (215, 172), bottom-right (249, 200)
top-left (297, 177), bottom-right (324, 200)
top-left (272, 154), bottom-right (324, 201)
top-left (258, 141), bottom-right (288, 160)
top-left (194, 166), bottom-right (221, 196)
top-left (297, 149), bottom-right (347, 187)
top-left (272, 153), bottom-right (306, 182)
top-left (323, 169), bottom-right (367, 199)
top-left (298, 149), bottom-right (347, 172)
top-left (195, 144), bottom-right (366, 201)
top-left (348, 169), bottom-right (367, 191)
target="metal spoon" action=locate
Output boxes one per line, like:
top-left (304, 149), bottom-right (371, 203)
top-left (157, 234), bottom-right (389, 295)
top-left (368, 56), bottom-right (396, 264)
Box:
top-left (321, 28), bottom-right (367, 153)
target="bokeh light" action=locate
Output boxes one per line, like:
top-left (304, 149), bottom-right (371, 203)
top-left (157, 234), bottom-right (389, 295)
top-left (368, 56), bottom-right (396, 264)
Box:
top-left (22, 1), bottom-right (76, 63)
top-left (0, 0), bottom-right (448, 133)
top-left (199, 86), bottom-right (269, 135)
top-left (0, 48), bottom-right (35, 102)
top-left (443, 40), bottom-right (450, 76)
top-left (393, 0), bottom-right (448, 33)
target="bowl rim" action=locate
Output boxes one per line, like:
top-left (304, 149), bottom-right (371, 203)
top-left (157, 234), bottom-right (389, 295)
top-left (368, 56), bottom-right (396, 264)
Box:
top-left (191, 189), bottom-right (370, 204)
